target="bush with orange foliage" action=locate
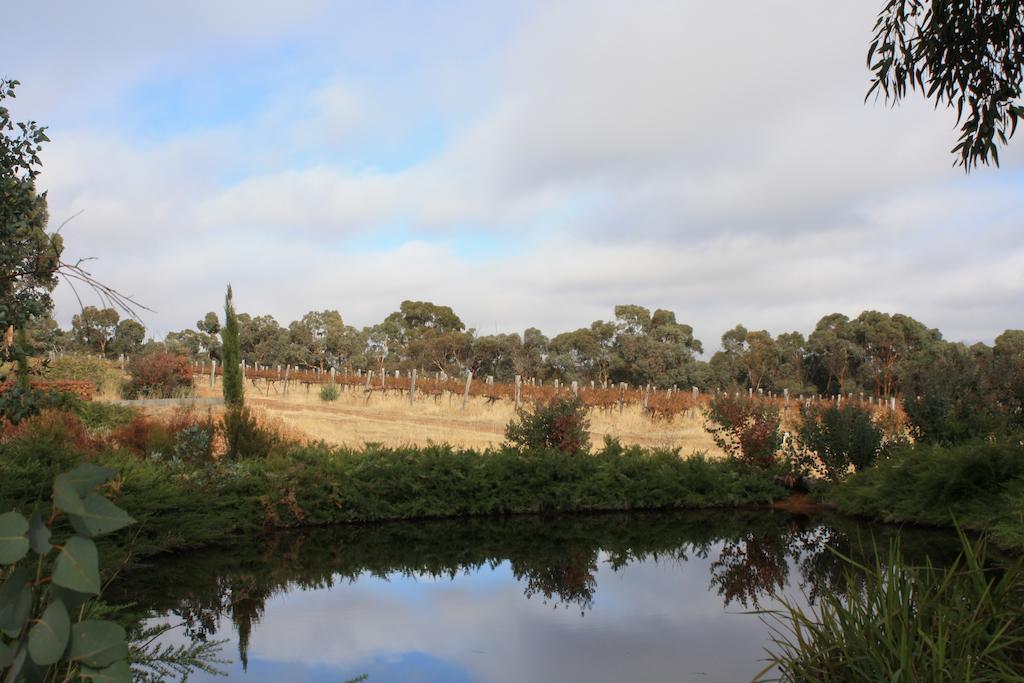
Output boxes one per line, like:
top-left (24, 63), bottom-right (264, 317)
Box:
top-left (111, 409), bottom-right (216, 463)
top-left (123, 353), bottom-right (193, 399)
top-left (0, 409), bottom-right (104, 455)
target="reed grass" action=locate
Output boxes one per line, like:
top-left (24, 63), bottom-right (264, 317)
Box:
top-left (756, 528), bottom-right (1024, 682)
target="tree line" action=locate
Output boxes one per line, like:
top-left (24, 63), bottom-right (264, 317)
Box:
top-left (24, 301), bottom-right (1024, 402)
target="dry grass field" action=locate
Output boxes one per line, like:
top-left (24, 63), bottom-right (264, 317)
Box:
top-left (187, 376), bottom-right (725, 454)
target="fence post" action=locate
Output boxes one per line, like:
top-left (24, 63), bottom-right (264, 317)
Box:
top-left (514, 375), bottom-right (521, 409)
top-left (571, 380), bottom-right (578, 396)
top-left (462, 370), bottom-right (472, 410)
top-left (409, 369), bottom-right (417, 405)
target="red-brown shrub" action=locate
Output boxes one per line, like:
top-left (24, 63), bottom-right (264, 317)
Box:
top-left (2, 409), bottom-right (103, 455)
top-left (704, 394), bottom-right (782, 468)
top-left (123, 353), bottom-right (193, 399)
top-left (112, 414), bottom-right (174, 456)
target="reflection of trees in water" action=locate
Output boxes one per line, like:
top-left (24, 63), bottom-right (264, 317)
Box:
top-left (710, 531), bottom-right (791, 608)
top-left (516, 551), bottom-right (599, 612)
top-left (109, 511), bottom-right (964, 668)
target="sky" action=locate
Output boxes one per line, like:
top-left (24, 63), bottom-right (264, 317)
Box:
top-left (5, 1), bottom-right (1023, 351)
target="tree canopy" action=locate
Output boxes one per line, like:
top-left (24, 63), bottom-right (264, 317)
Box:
top-left (0, 78), bottom-right (61, 336)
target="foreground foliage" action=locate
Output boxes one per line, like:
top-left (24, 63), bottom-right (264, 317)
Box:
top-left (759, 530), bottom-right (1024, 682)
top-left (0, 464), bottom-right (134, 682)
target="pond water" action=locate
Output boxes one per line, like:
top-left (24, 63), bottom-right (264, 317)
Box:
top-left (110, 511), bottom-right (963, 682)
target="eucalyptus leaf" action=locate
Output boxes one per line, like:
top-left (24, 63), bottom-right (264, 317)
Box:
top-left (0, 512), bottom-right (29, 565)
top-left (61, 464), bottom-right (116, 497)
top-left (53, 476), bottom-right (86, 516)
top-left (50, 584), bottom-right (92, 610)
top-left (68, 494), bottom-right (134, 539)
top-left (79, 660), bottom-right (131, 683)
top-left (0, 568), bottom-right (32, 638)
top-left (0, 639), bottom-right (12, 668)
top-left (69, 620), bottom-right (127, 668)
top-left (52, 536), bottom-right (100, 595)
top-left (27, 599), bottom-right (70, 666)
top-left (27, 511), bottom-right (51, 555)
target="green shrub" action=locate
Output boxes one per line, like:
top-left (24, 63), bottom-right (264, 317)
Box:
top-left (703, 394), bottom-right (781, 468)
top-left (44, 354), bottom-right (123, 394)
top-left (790, 402), bottom-right (888, 481)
top-left (900, 342), bottom-right (1006, 445)
top-left (903, 391), bottom-right (1005, 445)
top-left (72, 401), bottom-right (134, 431)
top-left (173, 423), bottom-right (215, 465)
top-left (319, 382), bottom-right (339, 402)
top-left (826, 437), bottom-right (1024, 549)
top-left (221, 407), bottom-right (276, 460)
top-left (760, 531), bottom-right (1024, 682)
top-left (505, 395), bottom-right (591, 454)
top-left (122, 353), bottom-right (193, 399)
top-left (0, 385), bottom-right (80, 426)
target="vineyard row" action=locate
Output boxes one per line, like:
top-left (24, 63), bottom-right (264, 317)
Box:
top-left (190, 361), bottom-right (900, 419)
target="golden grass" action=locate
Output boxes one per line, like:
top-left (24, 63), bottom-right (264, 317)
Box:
top-left (189, 376), bottom-right (726, 455)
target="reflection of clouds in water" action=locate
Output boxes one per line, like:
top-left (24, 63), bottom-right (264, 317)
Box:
top-left (167, 546), bottom-right (808, 683)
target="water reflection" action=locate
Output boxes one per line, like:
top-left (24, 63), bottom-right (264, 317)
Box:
top-left (111, 511), bottom-right (962, 682)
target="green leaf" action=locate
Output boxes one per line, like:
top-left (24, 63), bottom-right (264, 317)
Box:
top-left (68, 494), bottom-right (135, 539)
top-left (69, 620), bottom-right (127, 668)
top-left (27, 511), bottom-right (51, 555)
top-left (50, 584), bottom-right (92, 610)
top-left (53, 475), bottom-right (86, 516)
top-left (27, 599), bottom-right (70, 666)
top-left (79, 660), bottom-right (131, 683)
top-left (61, 464), bottom-right (116, 497)
top-left (0, 568), bottom-right (32, 638)
top-left (0, 511), bottom-right (29, 565)
top-left (52, 536), bottom-right (101, 595)
top-left (0, 639), bottom-right (12, 668)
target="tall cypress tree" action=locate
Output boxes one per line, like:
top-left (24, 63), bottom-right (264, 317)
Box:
top-left (221, 284), bottom-right (244, 406)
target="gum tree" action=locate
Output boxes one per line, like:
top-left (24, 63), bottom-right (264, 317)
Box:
top-left (869, 1), bottom-right (1024, 170)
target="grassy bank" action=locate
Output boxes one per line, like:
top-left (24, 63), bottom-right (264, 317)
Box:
top-left (0, 415), bottom-right (784, 563)
top-left (822, 438), bottom-right (1024, 550)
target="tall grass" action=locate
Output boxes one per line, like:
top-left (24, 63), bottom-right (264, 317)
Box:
top-left (757, 529), bottom-right (1024, 682)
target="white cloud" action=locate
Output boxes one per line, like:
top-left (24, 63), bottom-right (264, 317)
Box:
top-left (8, 0), bottom-right (1019, 349)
